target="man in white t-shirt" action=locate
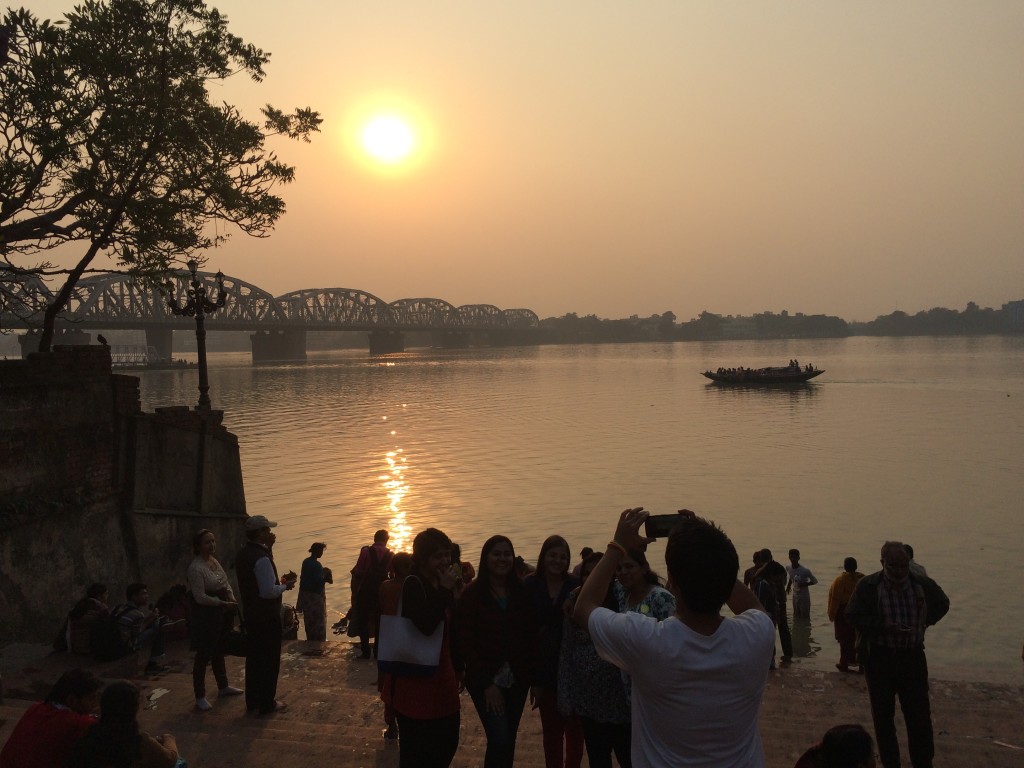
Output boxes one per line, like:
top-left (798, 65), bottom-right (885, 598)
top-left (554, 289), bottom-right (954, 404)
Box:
top-left (574, 508), bottom-right (775, 768)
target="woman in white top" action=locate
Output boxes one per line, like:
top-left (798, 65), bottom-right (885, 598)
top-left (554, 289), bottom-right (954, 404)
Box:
top-left (186, 529), bottom-right (243, 711)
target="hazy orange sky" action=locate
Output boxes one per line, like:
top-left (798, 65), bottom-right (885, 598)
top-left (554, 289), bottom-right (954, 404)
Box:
top-left (31, 1), bottom-right (1024, 321)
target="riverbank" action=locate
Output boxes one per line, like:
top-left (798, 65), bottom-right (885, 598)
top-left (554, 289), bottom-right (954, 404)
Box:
top-left (2, 638), bottom-right (1022, 767)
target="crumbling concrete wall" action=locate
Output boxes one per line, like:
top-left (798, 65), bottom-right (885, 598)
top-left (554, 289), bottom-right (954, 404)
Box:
top-left (0, 346), bottom-right (247, 644)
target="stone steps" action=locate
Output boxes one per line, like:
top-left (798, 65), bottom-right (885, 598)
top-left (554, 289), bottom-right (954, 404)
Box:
top-left (3, 640), bottom-right (1023, 767)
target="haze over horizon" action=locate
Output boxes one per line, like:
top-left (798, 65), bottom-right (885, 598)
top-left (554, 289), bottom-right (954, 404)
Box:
top-left (28, 1), bottom-right (1024, 324)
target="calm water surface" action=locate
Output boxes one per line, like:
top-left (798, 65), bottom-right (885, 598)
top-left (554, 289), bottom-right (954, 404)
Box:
top-left (137, 336), bottom-right (1024, 682)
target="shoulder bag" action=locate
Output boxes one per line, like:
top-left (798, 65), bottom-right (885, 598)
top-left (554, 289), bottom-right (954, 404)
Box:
top-left (377, 576), bottom-right (444, 677)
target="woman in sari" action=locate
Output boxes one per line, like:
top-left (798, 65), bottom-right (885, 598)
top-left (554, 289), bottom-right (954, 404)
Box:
top-left (296, 541), bottom-right (333, 641)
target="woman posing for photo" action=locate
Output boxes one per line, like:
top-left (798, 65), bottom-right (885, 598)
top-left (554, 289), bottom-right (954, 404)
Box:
top-left (525, 535), bottom-right (584, 768)
top-left (614, 548), bottom-right (676, 704)
top-left (186, 529), bottom-right (243, 711)
top-left (614, 549), bottom-right (675, 621)
top-left (456, 535), bottom-right (539, 768)
top-left (558, 552), bottom-right (632, 768)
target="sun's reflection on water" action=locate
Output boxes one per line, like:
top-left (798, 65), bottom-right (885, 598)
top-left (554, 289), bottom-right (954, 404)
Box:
top-left (381, 448), bottom-right (412, 553)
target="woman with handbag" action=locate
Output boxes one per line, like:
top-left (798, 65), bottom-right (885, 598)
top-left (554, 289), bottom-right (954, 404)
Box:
top-left (186, 529), bottom-right (244, 711)
top-left (456, 535), bottom-right (538, 768)
top-left (380, 527), bottom-right (462, 768)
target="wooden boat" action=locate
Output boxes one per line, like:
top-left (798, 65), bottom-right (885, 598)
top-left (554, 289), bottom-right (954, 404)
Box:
top-left (702, 364), bottom-right (825, 384)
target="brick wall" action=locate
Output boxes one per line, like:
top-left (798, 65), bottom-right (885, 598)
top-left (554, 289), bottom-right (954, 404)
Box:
top-left (0, 346), bottom-right (128, 503)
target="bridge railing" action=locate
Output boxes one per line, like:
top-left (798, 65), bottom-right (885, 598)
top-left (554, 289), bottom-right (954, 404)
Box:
top-left (1, 270), bottom-right (541, 332)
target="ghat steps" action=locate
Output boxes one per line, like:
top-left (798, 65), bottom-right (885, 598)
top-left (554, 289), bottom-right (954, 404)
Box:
top-left (1, 639), bottom-right (1021, 767)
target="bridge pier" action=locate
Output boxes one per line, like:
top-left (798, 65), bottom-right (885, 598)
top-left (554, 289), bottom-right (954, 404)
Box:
top-left (145, 328), bottom-right (174, 362)
top-left (250, 330), bottom-right (307, 363)
top-left (488, 329), bottom-right (541, 347)
top-left (368, 330), bottom-right (405, 355)
top-left (17, 329), bottom-right (92, 357)
top-left (432, 330), bottom-right (470, 349)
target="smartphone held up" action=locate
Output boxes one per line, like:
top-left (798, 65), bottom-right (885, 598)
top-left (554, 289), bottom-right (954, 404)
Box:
top-left (644, 513), bottom-right (681, 539)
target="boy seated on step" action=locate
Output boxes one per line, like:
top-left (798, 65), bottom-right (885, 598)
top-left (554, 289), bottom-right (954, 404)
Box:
top-left (112, 582), bottom-right (183, 673)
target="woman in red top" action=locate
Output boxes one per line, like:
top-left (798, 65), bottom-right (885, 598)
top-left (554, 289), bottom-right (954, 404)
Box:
top-left (0, 668), bottom-right (101, 768)
top-left (381, 528), bottom-right (462, 768)
top-left (378, 551), bottom-right (413, 740)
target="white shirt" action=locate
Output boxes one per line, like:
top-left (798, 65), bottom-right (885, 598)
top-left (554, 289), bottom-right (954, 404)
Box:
top-left (589, 607), bottom-right (775, 768)
top-left (786, 564), bottom-right (818, 592)
top-left (254, 557), bottom-right (289, 599)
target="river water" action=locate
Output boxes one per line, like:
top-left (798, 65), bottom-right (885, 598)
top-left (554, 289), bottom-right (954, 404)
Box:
top-left (136, 335), bottom-right (1024, 682)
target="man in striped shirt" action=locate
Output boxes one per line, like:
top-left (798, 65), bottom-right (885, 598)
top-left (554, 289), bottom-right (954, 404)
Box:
top-left (846, 541), bottom-right (949, 768)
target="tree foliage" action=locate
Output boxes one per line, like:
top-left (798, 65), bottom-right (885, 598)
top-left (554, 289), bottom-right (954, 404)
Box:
top-left (0, 0), bottom-right (320, 349)
top-left (853, 303), bottom-right (1008, 336)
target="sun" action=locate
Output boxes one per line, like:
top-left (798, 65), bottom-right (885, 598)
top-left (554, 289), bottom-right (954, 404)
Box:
top-left (343, 96), bottom-right (434, 175)
top-left (360, 114), bottom-right (417, 165)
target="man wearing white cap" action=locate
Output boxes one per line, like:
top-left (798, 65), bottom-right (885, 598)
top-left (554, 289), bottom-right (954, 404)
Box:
top-left (235, 515), bottom-right (296, 715)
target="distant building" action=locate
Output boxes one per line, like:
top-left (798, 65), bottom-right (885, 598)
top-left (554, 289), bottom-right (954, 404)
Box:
top-left (721, 316), bottom-right (757, 338)
top-left (1002, 300), bottom-right (1024, 329)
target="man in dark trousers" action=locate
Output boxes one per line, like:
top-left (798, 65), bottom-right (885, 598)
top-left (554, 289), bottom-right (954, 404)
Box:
top-left (846, 541), bottom-right (949, 768)
top-left (236, 515), bottom-right (296, 715)
top-left (758, 548), bottom-right (793, 666)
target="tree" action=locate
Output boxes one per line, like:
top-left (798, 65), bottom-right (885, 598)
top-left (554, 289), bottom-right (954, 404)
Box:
top-left (657, 310), bottom-right (676, 339)
top-left (0, 0), bottom-right (321, 350)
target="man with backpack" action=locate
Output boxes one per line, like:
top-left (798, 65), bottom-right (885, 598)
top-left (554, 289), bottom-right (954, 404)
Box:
top-left (350, 529), bottom-right (393, 658)
top-left (110, 583), bottom-right (180, 672)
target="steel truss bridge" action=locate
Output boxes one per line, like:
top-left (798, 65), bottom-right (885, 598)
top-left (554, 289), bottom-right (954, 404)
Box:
top-left (1, 271), bottom-right (541, 359)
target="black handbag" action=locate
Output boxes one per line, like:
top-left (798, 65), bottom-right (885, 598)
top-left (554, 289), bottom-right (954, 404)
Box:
top-left (223, 626), bottom-right (248, 657)
top-left (223, 608), bottom-right (248, 657)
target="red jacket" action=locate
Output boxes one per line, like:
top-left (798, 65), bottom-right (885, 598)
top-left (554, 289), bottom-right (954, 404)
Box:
top-left (0, 701), bottom-right (95, 768)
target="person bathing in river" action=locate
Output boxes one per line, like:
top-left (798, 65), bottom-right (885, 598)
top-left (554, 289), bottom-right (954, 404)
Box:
top-left (786, 548), bottom-right (818, 620)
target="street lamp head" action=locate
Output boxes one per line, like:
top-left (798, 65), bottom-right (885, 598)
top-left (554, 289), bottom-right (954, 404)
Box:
top-left (215, 270), bottom-right (225, 289)
top-left (186, 258), bottom-right (199, 277)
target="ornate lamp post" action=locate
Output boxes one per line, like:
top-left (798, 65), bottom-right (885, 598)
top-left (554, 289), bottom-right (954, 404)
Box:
top-left (165, 259), bottom-right (227, 410)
